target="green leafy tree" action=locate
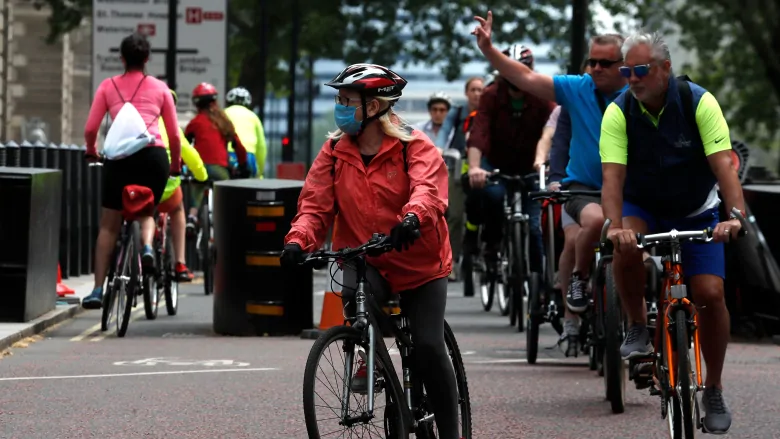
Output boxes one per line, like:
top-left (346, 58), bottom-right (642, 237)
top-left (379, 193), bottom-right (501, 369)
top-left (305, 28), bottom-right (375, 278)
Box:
top-left (667, 1), bottom-right (780, 154)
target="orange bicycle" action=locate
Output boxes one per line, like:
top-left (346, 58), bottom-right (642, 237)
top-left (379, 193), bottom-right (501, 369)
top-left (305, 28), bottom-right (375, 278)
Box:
top-left (602, 207), bottom-right (747, 438)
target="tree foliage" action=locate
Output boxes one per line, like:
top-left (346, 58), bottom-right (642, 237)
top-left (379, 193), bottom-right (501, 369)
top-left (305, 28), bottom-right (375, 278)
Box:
top-left (666, 0), bottom-right (780, 151)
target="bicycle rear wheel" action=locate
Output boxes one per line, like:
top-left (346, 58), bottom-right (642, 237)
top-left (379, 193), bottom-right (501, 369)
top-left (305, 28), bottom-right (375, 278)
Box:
top-left (117, 222), bottom-right (140, 337)
top-left (603, 262), bottom-right (626, 414)
top-left (164, 231), bottom-right (179, 316)
top-left (674, 308), bottom-right (696, 438)
top-left (100, 246), bottom-right (119, 332)
top-left (199, 202), bottom-right (214, 295)
top-left (525, 273), bottom-right (542, 364)
top-left (303, 325), bottom-right (407, 439)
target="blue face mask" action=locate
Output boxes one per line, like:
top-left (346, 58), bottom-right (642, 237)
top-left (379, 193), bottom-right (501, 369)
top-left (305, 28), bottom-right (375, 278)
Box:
top-left (334, 104), bottom-right (363, 135)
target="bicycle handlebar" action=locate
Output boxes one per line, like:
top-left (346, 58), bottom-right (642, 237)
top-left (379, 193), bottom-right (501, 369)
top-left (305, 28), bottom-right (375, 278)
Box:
top-left (487, 169), bottom-right (539, 187)
top-left (529, 189), bottom-right (602, 201)
top-left (300, 233), bottom-right (395, 266)
top-left (599, 207), bottom-right (749, 250)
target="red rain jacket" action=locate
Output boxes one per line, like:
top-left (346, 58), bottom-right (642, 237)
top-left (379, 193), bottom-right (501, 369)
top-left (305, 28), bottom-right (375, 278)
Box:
top-left (285, 129), bottom-right (452, 293)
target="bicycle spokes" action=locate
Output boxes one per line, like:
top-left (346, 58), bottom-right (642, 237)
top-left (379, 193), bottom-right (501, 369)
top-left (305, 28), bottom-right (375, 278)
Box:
top-left (312, 338), bottom-right (391, 438)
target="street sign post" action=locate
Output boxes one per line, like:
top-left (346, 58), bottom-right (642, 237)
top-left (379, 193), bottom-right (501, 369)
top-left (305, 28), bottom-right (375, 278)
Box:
top-left (91, 0), bottom-right (228, 113)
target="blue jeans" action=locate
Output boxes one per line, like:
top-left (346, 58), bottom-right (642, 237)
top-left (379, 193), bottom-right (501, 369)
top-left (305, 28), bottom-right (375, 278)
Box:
top-left (464, 160), bottom-right (544, 273)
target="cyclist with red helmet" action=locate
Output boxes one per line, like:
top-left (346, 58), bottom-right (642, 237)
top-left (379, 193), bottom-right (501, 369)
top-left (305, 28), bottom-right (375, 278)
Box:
top-left (184, 82), bottom-right (249, 227)
top-left (278, 63), bottom-right (459, 438)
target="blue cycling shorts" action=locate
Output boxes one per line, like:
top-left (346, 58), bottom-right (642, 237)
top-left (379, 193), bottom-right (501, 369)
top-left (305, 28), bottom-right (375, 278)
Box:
top-left (623, 201), bottom-right (725, 279)
top-left (228, 152), bottom-right (258, 178)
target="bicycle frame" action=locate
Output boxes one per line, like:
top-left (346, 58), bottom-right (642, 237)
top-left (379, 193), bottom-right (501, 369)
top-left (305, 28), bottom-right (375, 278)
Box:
top-left (341, 255), bottom-right (420, 427)
top-left (652, 239), bottom-right (703, 393)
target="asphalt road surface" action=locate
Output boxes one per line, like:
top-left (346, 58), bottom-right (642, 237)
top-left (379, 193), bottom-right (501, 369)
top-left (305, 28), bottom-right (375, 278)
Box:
top-left (0, 277), bottom-right (778, 438)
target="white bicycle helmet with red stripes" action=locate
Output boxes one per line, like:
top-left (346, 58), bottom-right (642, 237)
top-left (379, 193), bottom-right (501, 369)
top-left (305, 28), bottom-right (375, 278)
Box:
top-left (325, 63), bottom-right (408, 103)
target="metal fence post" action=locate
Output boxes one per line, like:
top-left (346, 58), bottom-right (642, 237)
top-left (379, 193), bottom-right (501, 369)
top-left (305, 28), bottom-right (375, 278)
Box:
top-left (0, 142), bottom-right (5, 167)
top-left (19, 141), bottom-right (33, 167)
top-left (68, 144), bottom-right (83, 276)
top-left (79, 145), bottom-right (92, 275)
top-left (33, 140), bottom-right (47, 168)
top-left (6, 141), bottom-right (19, 167)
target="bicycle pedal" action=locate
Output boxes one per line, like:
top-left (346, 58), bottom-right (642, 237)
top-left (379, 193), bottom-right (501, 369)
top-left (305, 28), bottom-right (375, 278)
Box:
top-left (649, 385), bottom-right (662, 396)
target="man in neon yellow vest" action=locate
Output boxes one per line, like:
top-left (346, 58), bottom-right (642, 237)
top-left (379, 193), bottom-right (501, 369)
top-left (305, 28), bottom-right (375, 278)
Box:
top-left (158, 89), bottom-right (209, 281)
top-left (224, 86), bottom-right (267, 178)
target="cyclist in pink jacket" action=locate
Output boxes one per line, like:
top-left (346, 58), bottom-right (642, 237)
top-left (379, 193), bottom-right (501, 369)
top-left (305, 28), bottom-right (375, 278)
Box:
top-left (82, 33), bottom-right (181, 309)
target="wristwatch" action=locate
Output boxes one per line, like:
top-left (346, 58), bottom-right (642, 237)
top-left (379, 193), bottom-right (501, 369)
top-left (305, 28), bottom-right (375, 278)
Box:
top-left (729, 208), bottom-right (746, 220)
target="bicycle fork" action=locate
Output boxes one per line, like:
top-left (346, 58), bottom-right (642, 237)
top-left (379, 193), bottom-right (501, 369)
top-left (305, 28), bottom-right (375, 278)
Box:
top-left (340, 282), bottom-right (376, 425)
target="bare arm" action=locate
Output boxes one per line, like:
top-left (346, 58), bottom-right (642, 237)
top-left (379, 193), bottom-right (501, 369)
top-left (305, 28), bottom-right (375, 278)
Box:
top-left (602, 163), bottom-right (626, 229)
top-left (467, 146), bottom-right (482, 170)
top-left (480, 44), bottom-right (556, 102)
top-left (707, 150), bottom-right (745, 214)
top-left (534, 126), bottom-right (555, 169)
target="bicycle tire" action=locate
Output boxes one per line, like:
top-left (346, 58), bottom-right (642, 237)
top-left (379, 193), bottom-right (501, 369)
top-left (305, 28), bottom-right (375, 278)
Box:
top-left (200, 203), bottom-right (213, 296)
top-left (100, 247), bottom-right (119, 332)
top-left (444, 319), bottom-right (473, 438)
top-left (674, 308), bottom-right (696, 438)
top-left (526, 272), bottom-right (542, 364)
top-left (603, 262), bottom-right (626, 414)
top-left (117, 222), bottom-right (140, 338)
top-left (142, 272), bottom-right (159, 320)
top-left (462, 254), bottom-right (475, 297)
top-left (164, 233), bottom-right (178, 316)
top-left (481, 276), bottom-right (494, 312)
top-left (591, 272), bottom-right (606, 377)
top-left (663, 314), bottom-right (683, 439)
top-left (512, 222), bottom-right (525, 332)
top-left (303, 325), bottom-right (407, 439)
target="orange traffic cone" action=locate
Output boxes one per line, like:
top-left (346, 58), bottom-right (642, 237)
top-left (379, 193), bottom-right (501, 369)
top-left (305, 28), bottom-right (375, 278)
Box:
top-left (57, 263), bottom-right (75, 297)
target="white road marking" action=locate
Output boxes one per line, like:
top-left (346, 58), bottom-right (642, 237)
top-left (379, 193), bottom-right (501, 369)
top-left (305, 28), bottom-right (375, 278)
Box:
top-left (113, 357), bottom-right (250, 367)
top-left (467, 358), bottom-right (585, 365)
top-left (0, 368), bottom-right (277, 382)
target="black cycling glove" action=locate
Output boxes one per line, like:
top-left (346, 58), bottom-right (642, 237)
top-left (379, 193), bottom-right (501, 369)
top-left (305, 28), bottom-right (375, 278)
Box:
top-left (280, 243), bottom-right (304, 267)
top-left (390, 214), bottom-right (421, 252)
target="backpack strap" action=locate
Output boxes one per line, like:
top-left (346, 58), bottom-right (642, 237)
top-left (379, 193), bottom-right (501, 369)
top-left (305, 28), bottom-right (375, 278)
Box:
top-left (675, 76), bottom-right (701, 142)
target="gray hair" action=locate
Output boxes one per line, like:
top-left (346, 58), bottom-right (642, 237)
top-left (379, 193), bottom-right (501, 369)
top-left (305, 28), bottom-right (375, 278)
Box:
top-left (622, 31), bottom-right (671, 62)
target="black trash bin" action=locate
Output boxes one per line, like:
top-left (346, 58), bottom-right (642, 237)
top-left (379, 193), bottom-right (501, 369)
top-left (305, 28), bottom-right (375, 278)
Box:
top-left (212, 179), bottom-right (313, 336)
top-left (0, 168), bottom-right (62, 322)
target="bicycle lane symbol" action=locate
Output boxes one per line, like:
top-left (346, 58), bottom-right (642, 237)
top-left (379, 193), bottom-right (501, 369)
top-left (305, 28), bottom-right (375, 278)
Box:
top-left (113, 358), bottom-right (251, 367)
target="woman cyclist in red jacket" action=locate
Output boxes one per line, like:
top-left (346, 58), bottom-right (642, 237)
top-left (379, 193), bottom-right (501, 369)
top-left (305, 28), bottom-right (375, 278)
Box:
top-left (184, 82), bottom-right (249, 228)
top-left (279, 64), bottom-right (459, 438)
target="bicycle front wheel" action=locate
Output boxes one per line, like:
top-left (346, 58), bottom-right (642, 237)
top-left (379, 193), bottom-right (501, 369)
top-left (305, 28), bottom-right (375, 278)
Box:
top-left (303, 325), bottom-right (407, 439)
top-left (444, 320), bottom-right (472, 438)
top-left (117, 222), bottom-right (140, 338)
top-left (603, 262), bottom-right (625, 414)
top-left (674, 308), bottom-right (696, 438)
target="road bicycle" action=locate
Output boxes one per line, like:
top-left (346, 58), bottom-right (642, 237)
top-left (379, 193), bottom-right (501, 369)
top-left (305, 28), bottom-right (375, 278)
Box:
top-left (527, 185), bottom-right (601, 365)
top-left (301, 233), bottom-right (472, 438)
top-left (142, 209), bottom-right (178, 319)
top-left (601, 208), bottom-right (747, 437)
top-left (462, 170), bottom-right (538, 330)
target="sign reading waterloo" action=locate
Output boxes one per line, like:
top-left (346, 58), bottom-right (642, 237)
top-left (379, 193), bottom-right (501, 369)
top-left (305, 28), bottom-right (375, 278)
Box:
top-left (92, 0), bottom-right (228, 113)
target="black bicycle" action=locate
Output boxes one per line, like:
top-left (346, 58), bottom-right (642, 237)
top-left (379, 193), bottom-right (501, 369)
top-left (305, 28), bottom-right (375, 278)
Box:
top-left (90, 160), bottom-right (141, 338)
top-left (143, 208), bottom-right (178, 319)
top-left (527, 187), bottom-right (602, 364)
top-left (462, 171), bottom-right (538, 329)
top-left (184, 174), bottom-right (215, 295)
top-left (301, 233), bottom-right (472, 439)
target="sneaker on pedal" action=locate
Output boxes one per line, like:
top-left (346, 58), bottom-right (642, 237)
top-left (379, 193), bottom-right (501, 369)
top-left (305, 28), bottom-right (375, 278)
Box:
top-left (186, 215), bottom-right (198, 238)
top-left (82, 287), bottom-right (103, 310)
top-left (620, 324), bottom-right (653, 360)
top-left (141, 245), bottom-right (155, 273)
top-left (563, 319), bottom-right (580, 358)
top-left (351, 351), bottom-right (369, 395)
top-left (566, 272), bottom-right (589, 313)
top-left (175, 263), bottom-right (195, 283)
top-left (701, 387), bottom-right (732, 434)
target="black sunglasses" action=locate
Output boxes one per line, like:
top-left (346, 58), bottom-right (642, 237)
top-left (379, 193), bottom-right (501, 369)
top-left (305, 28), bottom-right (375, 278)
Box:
top-left (587, 58), bottom-right (623, 68)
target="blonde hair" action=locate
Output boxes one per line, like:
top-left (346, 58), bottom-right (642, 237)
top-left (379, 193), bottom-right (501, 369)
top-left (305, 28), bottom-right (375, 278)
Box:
top-left (328, 96), bottom-right (415, 142)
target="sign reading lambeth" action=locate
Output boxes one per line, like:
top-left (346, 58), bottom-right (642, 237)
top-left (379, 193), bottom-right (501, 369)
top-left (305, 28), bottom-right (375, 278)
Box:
top-left (92, 0), bottom-right (227, 113)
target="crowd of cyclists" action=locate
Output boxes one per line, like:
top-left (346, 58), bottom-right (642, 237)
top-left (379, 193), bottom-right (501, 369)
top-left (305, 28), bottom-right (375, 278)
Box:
top-left (81, 12), bottom-right (750, 434)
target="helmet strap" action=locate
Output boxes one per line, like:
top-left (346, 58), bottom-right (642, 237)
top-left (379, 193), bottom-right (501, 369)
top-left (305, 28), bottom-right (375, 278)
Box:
top-left (352, 94), bottom-right (390, 136)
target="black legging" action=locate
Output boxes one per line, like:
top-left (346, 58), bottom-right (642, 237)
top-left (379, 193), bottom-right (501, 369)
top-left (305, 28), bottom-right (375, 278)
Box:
top-left (342, 264), bottom-right (459, 439)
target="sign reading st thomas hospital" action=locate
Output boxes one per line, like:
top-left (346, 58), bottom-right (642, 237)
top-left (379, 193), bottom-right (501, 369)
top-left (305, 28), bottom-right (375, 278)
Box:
top-left (92, 0), bottom-right (228, 113)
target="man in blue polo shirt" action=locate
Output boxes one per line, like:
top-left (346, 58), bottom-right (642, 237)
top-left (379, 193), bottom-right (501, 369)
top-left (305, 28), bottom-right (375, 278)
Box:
top-left (472, 11), bottom-right (627, 315)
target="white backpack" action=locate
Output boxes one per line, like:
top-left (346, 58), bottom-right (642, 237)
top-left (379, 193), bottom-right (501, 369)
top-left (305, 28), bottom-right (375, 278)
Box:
top-left (102, 76), bottom-right (156, 160)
